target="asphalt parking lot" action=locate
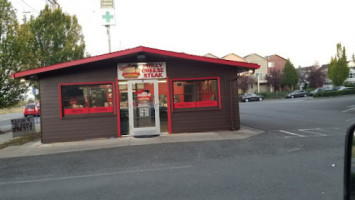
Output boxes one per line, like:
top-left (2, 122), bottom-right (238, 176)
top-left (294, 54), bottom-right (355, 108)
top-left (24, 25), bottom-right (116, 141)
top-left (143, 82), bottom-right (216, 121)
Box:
top-left (0, 95), bottom-right (354, 200)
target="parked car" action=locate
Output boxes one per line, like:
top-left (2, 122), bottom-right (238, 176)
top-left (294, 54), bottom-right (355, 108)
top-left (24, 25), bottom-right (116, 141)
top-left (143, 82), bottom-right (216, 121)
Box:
top-left (337, 86), bottom-right (354, 91)
top-left (241, 93), bottom-right (264, 102)
top-left (285, 90), bottom-right (310, 98)
top-left (309, 87), bottom-right (337, 96)
top-left (24, 104), bottom-right (40, 117)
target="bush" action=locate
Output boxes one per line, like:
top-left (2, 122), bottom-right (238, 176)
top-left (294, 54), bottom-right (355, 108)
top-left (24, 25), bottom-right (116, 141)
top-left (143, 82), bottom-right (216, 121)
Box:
top-left (344, 82), bottom-right (355, 87)
top-left (256, 91), bottom-right (292, 99)
top-left (313, 89), bottom-right (355, 97)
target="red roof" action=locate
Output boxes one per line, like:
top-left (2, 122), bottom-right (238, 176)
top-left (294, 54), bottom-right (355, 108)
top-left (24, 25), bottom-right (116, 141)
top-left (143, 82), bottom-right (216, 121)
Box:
top-left (12, 46), bottom-right (260, 79)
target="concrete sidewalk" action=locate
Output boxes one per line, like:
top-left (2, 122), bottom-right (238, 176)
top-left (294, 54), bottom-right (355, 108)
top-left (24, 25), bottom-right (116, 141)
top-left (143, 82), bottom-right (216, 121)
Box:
top-left (0, 126), bottom-right (263, 159)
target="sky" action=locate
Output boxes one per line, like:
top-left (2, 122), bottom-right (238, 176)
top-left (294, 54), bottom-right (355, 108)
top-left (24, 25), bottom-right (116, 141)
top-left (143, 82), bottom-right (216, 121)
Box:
top-left (10, 0), bottom-right (355, 68)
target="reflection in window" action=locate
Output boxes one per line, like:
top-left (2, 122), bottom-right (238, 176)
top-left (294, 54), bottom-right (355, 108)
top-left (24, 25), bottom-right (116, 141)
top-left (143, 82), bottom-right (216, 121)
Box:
top-left (172, 79), bottom-right (219, 109)
top-left (61, 84), bottom-right (113, 115)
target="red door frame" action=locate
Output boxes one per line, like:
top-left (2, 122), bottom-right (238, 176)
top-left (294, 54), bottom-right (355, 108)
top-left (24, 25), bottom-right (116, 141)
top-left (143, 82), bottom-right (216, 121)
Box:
top-left (116, 78), bottom-right (121, 137)
top-left (115, 78), bottom-right (172, 136)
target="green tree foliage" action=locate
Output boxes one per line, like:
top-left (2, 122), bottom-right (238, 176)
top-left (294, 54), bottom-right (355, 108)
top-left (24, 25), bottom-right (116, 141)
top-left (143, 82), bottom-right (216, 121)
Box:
top-left (328, 43), bottom-right (349, 86)
top-left (23, 5), bottom-right (85, 68)
top-left (0, 0), bottom-right (27, 108)
top-left (282, 59), bottom-right (299, 90)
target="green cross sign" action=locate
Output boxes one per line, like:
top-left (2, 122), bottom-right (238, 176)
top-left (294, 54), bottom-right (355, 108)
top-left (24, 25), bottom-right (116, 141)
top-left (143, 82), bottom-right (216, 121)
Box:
top-left (102, 11), bottom-right (113, 23)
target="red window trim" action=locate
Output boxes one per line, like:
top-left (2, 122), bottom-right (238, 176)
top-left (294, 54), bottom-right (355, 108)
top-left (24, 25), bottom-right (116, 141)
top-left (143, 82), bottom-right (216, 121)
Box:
top-left (59, 81), bottom-right (115, 119)
top-left (170, 77), bottom-right (222, 112)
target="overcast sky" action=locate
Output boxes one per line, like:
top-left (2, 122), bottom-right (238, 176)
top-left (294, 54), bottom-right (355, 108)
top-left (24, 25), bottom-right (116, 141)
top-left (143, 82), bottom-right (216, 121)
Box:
top-left (10, 0), bottom-right (355, 67)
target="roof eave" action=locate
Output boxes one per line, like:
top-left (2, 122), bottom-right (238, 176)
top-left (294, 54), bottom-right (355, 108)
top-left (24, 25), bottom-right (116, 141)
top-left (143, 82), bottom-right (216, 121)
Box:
top-left (12, 46), bottom-right (260, 79)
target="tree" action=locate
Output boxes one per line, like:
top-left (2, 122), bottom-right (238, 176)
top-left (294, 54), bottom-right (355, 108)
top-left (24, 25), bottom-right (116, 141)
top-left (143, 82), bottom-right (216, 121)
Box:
top-left (0, 0), bottom-right (27, 108)
top-left (307, 62), bottom-right (325, 89)
top-left (266, 69), bottom-right (282, 92)
top-left (282, 59), bottom-right (299, 90)
top-left (328, 43), bottom-right (349, 86)
top-left (238, 75), bottom-right (254, 93)
top-left (23, 5), bottom-right (85, 68)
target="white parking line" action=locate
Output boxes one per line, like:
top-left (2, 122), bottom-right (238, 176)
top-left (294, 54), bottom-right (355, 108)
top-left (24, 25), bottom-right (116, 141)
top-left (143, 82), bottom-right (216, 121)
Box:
top-left (298, 128), bottom-right (327, 136)
top-left (343, 105), bottom-right (355, 113)
top-left (346, 118), bottom-right (355, 122)
top-left (279, 130), bottom-right (305, 137)
top-left (0, 165), bottom-right (192, 185)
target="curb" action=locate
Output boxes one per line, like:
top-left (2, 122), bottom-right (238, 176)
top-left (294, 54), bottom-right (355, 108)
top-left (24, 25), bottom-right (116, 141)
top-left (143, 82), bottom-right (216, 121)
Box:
top-left (0, 126), bottom-right (264, 159)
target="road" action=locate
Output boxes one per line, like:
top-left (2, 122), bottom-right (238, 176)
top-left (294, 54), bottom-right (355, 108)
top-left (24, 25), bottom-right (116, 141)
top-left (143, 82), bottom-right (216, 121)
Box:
top-left (0, 95), bottom-right (354, 199)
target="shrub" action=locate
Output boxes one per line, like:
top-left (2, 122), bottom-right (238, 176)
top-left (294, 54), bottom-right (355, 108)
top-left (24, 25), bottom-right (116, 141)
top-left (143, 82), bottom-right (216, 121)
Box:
top-left (313, 89), bottom-right (355, 97)
top-left (344, 82), bottom-right (355, 87)
top-left (256, 91), bottom-right (291, 99)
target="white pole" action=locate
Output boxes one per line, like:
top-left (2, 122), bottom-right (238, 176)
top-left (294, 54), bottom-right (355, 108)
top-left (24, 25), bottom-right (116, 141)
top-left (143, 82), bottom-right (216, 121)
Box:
top-left (257, 75), bottom-right (260, 93)
top-left (106, 25), bottom-right (111, 53)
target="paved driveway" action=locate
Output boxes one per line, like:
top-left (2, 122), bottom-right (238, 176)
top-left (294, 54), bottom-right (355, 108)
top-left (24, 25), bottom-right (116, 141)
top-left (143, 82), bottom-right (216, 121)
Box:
top-left (0, 96), bottom-right (354, 200)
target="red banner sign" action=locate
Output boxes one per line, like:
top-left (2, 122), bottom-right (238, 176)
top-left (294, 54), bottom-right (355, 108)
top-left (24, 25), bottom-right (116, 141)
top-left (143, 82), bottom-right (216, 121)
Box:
top-left (89, 107), bottom-right (113, 113)
top-left (174, 102), bottom-right (196, 108)
top-left (196, 101), bottom-right (218, 107)
top-left (64, 108), bottom-right (89, 115)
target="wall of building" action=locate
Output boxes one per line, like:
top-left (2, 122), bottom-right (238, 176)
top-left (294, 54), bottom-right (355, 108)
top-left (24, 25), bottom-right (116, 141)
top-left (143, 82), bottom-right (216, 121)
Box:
top-left (39, 61), bottom-right (118, 143)
top-left (39, 57), bottom-right (242, 142)
top-left (245, 54), bottom-right (270, 93)
top-left (167, 59), bottom-right (240, 133)
top-left (267, 55), bottom-right (286, 73)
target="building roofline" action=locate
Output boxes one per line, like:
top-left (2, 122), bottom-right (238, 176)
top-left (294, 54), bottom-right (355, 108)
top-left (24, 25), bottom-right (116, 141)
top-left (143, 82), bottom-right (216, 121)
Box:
top-left (12, 46), bottom-right (260, 79)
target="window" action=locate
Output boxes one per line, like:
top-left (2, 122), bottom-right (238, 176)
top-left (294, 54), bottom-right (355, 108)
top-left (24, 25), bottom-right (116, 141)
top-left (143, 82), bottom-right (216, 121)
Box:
top-left (171, 78), bottom-right (221, 110)
top-left (268, 62), bottom-right (274, 68)
top-left (60, 83), bottom-right (114, 117)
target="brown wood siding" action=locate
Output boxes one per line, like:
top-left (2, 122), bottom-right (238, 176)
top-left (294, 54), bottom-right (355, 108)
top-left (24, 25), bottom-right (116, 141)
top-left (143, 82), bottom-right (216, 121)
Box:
top-left (167, 59), bottom-right (240, 133)
top-left (39, 62), bottom-right (118, 143)
top-left (38, 56), bottom-right (242, 142)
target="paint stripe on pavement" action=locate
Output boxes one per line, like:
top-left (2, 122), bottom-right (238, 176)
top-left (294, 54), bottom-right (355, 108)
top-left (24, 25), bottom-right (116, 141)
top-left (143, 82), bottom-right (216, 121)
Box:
top-left (0, 165), bottom-right (193, 185)
top-left (279, 130), bottom-right (305, 137)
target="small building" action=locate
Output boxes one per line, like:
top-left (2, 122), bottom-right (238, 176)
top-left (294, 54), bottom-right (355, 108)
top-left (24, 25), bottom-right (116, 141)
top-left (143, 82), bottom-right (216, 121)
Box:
top-left (12, 46), bottom-right (259, 143)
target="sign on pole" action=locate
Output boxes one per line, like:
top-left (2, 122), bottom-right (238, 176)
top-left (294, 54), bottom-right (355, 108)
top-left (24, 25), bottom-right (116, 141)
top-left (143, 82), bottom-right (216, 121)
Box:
top-left (101, 0), bottom-right (115, 26)
top-left (101, 9), bottom-right (116, 26)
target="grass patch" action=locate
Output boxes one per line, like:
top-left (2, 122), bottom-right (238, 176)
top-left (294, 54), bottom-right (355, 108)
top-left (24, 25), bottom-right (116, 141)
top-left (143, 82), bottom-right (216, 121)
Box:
top-left (0, 106), bottom-right (24, 115)
top-left (0, 132), bottom-right (40, 149)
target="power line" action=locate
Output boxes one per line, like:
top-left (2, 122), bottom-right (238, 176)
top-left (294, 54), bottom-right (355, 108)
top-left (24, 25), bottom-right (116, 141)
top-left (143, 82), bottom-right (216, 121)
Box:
top-left (47, 0), bottom-right (60, 8)
top-left (20, 0), bottom-right (39, 14)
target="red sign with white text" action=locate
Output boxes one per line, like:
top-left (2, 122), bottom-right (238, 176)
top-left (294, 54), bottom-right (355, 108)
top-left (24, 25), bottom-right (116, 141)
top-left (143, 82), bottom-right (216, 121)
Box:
top-left (64, 108), bottom-right (89, 115)
top-left (89, 107), bottom-right (113, 113)
top-left (174, 102), bottom-right (196, 108)
top-left (196, 101), bottom-right (218, 107)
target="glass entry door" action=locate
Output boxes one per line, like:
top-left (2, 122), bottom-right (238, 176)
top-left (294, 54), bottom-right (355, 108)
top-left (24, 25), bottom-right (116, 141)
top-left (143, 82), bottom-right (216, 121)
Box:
top-left (127, 80), bottom-right (160, 136)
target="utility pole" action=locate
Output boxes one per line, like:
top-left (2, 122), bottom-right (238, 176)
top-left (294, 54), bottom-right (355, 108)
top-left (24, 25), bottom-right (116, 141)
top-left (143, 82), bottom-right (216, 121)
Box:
top-left (105, 25), bottom-right (112, 53)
